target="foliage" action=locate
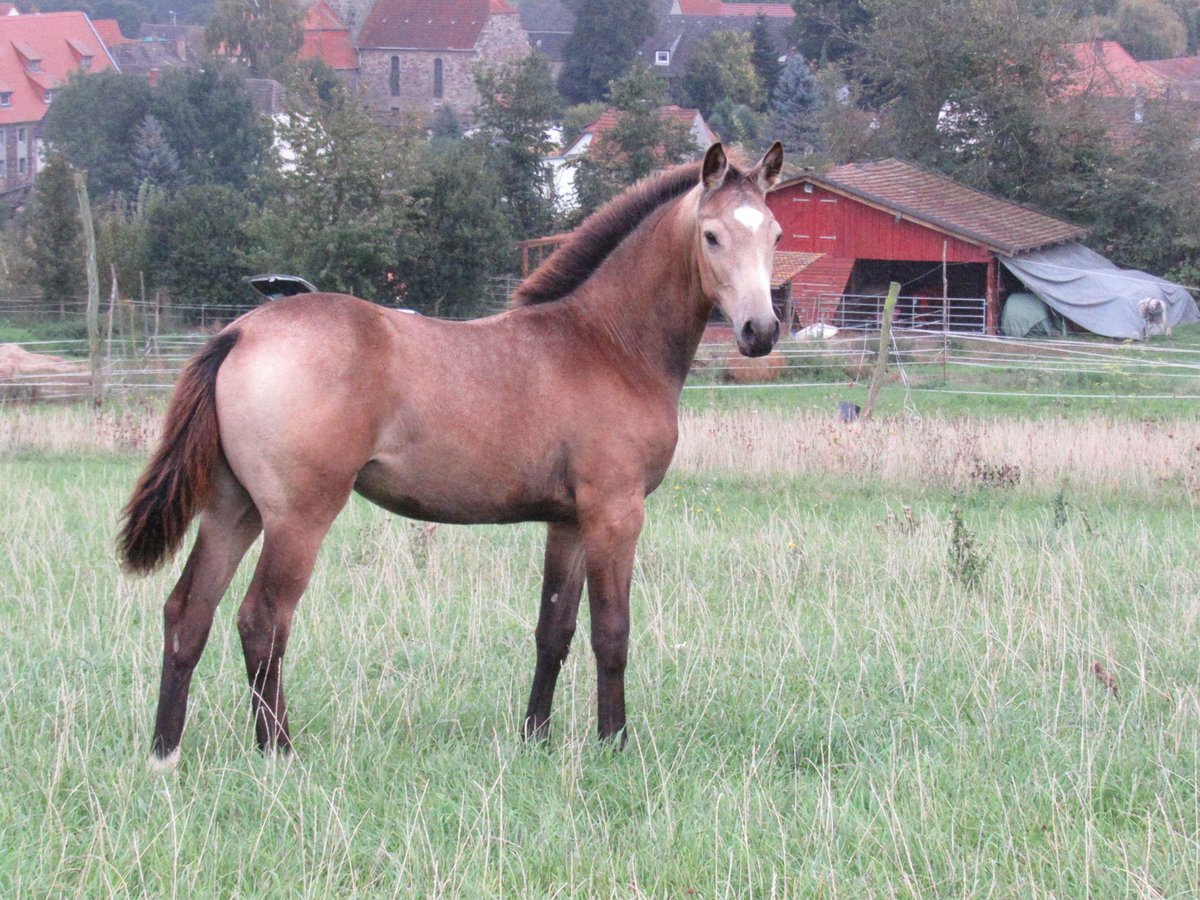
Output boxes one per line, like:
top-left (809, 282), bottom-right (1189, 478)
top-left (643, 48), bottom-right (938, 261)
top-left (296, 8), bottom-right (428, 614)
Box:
top-left (750, 15), bottom-right (784, 101)
top-left (23, 154), bottom-right (84, 316)
top-left (558, 0), bottom-right (656, 103)
top-left (131, 116), bottom-right (184, 193)
top-left (1114, 0), bottom-right (1188, 57)
top-left (403, 140), bottom-right (515, 318)
top-left (573, 66), bottom-right (697, 216)
top-left (1085, 104), bottom-right (1200, 275)
top-left (149, 66), bottom-right (272, 194)
top-left (94, 183), bottom-right (164, 307)
top-left (790, 0), bottom-right (872, 65)
top-left (707, 99), bottom-right (766, 150)
top-left (256, 82), bottom-right (423, 302)
top-left (146, 184), bottom-right (257, 319)
top-left (562, 102), bottom-right (607, 148)
top-left (472, 54), bottom-right (561, 239)
top-left (42, 70), bottom-right (152, 200)
top-left (768, 53), bottom-right (825, 156)
top-left (682, 31), bottom-right (765, 117)
top-left (204, 0), bottom-right (305, 80)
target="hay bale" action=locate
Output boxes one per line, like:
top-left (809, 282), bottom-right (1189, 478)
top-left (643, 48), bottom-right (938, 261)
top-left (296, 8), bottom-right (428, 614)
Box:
top-left (723, 347), bottom-right (786, 384)
top-left (0, 344), bottom-right (91, 401)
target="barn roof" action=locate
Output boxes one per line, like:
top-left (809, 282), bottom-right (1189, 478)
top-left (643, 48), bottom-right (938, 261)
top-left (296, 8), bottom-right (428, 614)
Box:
top-left (300, 0), bottom-right (357, 70)
top-left (358, 0), bottom-right (516, 50)
top-left (781, 159), bottom-right (1088, 256)
top-left (771, 251), bottom-right (820, 287)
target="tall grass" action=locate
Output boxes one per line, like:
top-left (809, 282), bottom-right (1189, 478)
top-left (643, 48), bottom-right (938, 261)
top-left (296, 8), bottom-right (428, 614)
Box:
top-left (0, 406), bottom-right (1198, 895)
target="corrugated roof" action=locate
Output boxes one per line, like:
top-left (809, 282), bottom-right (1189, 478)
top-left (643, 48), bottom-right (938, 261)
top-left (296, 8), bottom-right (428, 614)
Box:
top-left (787, 159), bottom-right (1087, 255)
top-left (358, 0), bottom-right (514, 50)
top-left (0, 11), bottom-right (116, 126)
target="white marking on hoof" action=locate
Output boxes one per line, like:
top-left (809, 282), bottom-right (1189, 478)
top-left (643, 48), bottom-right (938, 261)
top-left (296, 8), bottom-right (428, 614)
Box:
top-left (147, 747), bottom-right (180, 775)
top-left (734, 206), bottom-right (764, 231)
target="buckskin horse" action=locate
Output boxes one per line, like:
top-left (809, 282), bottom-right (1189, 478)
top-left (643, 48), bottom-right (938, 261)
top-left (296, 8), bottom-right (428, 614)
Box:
top-left (120, 142), bottom-right (784, 770)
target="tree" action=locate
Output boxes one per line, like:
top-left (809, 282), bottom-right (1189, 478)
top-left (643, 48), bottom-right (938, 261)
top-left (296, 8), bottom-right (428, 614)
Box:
top-left (558, 0), bottom-right (656, 103)
top-left (682, 31), bottom-right (764, 117)
top-left (708, 99), bottom-right (766, 150)
top-left (1114, 0), bottom-right (1188, 57)
top-left (750, 15), bottom-right (784, 103)
top-left (149, 66), bottom-right (272, 193)
top-left (132, 115), bottom-right (184, 192)
top-left (404, 140), bottom-right (515, 317)
top-left (255, 80), bottom-right (424, 302)
top-left (42, 70), bottom-right (152, 199)
top-left (573, 66), bottom-right (697, 215)
top-left (768, 53), bottom-right (825, 156)
top-left (147, 184), bottom-right (257, 320)
top-left (790, 0), bottom-right (872, 65)
top-left (473, 53), bottom-right (561, 239)
top-left (205, 0), bottom-right (305, 80)
top-left (24, 154), bottom-right (85, 316)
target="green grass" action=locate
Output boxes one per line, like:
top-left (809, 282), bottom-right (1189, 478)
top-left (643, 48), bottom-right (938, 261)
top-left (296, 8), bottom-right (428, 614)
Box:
top-left (1, 441), bottom-right (1198, 895)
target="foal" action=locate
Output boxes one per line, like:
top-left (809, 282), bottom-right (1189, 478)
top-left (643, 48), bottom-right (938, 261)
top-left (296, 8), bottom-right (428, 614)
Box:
top-left (120, 142), bottom-right (784, 769)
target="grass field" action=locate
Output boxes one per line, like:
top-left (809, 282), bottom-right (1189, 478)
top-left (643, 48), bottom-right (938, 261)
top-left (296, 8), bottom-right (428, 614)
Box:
top-left (1, 396), bottom-right (1198, 896)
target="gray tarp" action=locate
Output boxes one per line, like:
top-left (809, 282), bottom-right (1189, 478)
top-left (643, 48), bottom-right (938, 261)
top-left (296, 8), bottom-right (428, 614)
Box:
top-left (1000, 242), bottom-right (1200, 339)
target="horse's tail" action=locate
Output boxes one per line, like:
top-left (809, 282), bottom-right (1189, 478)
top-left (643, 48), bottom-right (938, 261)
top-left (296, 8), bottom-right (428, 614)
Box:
top-left (118, 329), bottom-right (241, 574)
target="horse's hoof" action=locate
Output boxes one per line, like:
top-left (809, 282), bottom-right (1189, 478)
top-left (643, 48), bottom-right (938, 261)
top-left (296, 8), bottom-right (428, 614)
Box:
top-left (147, 747), bottom-right (180, 775)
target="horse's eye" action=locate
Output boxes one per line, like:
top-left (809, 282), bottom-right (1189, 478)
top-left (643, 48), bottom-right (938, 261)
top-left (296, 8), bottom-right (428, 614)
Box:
top-left (704, 231), bottom-right (719, 247)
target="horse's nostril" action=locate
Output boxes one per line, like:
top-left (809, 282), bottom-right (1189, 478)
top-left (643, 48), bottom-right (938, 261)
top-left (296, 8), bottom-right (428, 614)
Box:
top-left (741, 320), bottom-right (756, 340)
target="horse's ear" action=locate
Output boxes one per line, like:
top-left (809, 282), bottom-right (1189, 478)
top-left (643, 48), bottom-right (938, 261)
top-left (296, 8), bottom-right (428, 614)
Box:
top-left (702, 142), bottom-right (728, 192)
top-left (752, 141), bottom-right (784, 192)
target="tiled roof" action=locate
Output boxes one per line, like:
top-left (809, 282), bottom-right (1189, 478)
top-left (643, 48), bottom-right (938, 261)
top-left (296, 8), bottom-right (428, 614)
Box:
top-left (91, 19), bottom-right (133, 46)
top-left (1059, 41), bottom-right (1169, 98)
top-left (675, 0), bottom-right (794, 16)
top-left (300, 0), bottom-right (357, 70)
top-left (771, 251), bottom-right (821, 287)
top-left (1142, 54), bottom-right (1200, 100)
top-left (569, 105), bottom-right (713, 155)
top-left (358, 0), bottom-right (515, 50)
top-left (0, 11), bottom-right (116, 126)
top-left (791, 159), bottom-right (1087, 255)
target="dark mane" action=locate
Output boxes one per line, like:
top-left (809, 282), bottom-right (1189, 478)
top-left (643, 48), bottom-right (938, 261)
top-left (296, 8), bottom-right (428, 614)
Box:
top-left (512, 160), bottom-right (713, 306)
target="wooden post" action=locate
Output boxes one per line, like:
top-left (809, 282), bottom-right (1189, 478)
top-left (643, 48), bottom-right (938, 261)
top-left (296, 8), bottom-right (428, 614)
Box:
top-left (74, 170), bottom-right (102, 406)
top-left (105, 264), bottom-right (118, 370)
top-left (862, 282), bottom-right (899, 421)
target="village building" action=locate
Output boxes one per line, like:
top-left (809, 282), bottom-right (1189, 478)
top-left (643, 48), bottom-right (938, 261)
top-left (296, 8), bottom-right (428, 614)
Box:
top-left (767, 158), bottom-right (1197, 339)
top-left (0, 10), bottom-right (118, 198)
top-left (355, 0), bottom-right (529, 125)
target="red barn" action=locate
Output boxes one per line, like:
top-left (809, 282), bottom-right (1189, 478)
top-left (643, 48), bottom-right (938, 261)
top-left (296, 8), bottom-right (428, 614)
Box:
top-left (767, 159), bottom-right (1087, 333)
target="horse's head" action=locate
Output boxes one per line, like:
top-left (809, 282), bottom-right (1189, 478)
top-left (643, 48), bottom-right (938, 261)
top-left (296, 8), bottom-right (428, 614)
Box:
top-left (695, 141), bottom-right (784, 357)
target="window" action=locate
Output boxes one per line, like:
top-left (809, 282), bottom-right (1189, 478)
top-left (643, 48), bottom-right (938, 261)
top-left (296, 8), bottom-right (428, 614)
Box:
top-left (19, 157), bottom-right (27, 174)
top-left (389, 56), bottom-right (400, 97)
top-left (655, 50), bottom-right (670, 66)
top-left (0, 128), bottom-right (6, 178)
top-left (44, 89), bottom-right (53, 104)
top-left (17, 127), bottom-right (25, 143)
top-left (80, 55), bottom-right (93, 71)
top-left (0, 92), bottom-right (10, 107)
top-left (433, 58), bottom-right (443, 99)
top-left (27, 60), bottom-right (40, 73)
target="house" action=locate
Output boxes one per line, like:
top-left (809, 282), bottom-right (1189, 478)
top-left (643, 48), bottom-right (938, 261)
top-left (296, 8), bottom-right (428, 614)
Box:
top-left (545, 104), bottom-right (716, 210)
top-left (0, 10), bottom-right (118, 197)
top-left (768, 159), bottom-right (1088, 334)
top-left (768, 158), bottom-right (1199, 338)
top-left (518, 0), bottom-right (575, 79)
top-left (299, 0), bottom-right (359, 88)
top-left (1059, 40), bottom-right (1170, 98)
top-left (356, 0), bottom-right (529, 125)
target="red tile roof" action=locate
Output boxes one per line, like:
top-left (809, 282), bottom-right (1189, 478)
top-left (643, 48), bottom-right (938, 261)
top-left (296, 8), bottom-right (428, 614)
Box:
top-left (91, 18), bottom-right (133, 46)
top-left (789, 159), bottom-right (1087, 255)
top-left (1141, 54), bottom-right (1200, 99)
top-left (1059, 41), bottom-right (1168, 98)
top-left (358, 0), bottom-right (515, 50)
top-left (771, 250), bottom-right (821, 287)
top-left (0, 11), bottom-right (116, 126)
top-left (300, 0), bottom-right (357, 70)
top-left (576, 104), bottom-right (715, 152)
top-left (675, 0), bottom-right (794, 16)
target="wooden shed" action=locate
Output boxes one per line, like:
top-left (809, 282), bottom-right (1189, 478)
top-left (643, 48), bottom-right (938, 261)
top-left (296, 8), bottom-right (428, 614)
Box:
top-left (767, 160), bottom-right (1088, 333)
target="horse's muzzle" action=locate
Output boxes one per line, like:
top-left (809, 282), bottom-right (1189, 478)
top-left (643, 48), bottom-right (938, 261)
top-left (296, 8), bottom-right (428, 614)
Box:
top-left (737, 316), bottom-right (780, 357)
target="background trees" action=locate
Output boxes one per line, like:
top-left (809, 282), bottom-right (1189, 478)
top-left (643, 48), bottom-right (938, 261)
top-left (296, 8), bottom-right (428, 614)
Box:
top-left (558, 0), bottom-right (656, 103)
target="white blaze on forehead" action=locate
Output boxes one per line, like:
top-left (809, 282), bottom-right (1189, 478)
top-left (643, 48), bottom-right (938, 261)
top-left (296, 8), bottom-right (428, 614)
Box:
top-left (733, 206), bottom-right (765, 232)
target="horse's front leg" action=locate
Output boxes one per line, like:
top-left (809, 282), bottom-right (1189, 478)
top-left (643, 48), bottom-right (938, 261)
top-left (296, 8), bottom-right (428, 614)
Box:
top-left (523, 523), bottom-right (586, 740)
top-left (580, 493), bottom-right (645, 746)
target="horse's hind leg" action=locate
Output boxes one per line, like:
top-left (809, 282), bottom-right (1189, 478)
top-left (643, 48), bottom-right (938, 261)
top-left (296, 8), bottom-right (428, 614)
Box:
top-left (151, 463), bottom-right (261, 770)
top-left (523, 523), bottom-right (586, 740)
top-left (235, 498), bottom-right (347, 753)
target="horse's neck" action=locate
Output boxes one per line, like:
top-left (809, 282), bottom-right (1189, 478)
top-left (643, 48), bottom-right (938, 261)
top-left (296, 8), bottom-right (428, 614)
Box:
top-left (573, 197), bottom-right (710, 386)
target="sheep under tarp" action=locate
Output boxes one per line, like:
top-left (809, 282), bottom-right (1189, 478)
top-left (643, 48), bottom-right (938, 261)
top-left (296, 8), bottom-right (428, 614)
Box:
top-left (1000, 242), bottom-right (1199, 339)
